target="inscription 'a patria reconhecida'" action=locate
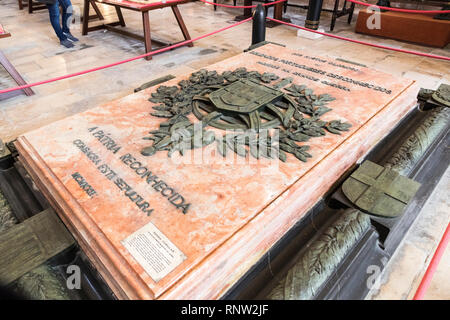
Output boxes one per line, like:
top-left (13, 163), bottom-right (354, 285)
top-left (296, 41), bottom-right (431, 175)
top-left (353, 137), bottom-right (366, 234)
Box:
top-left (71, 127), bottom-right (191, 215)
top-left (119, 153), bottom-right (191, 214)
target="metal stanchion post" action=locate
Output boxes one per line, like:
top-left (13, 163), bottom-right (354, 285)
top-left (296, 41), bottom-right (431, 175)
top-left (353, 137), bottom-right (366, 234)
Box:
top-left (252, 4), bottom-right (266, 45)
top-left (305, 0), bottom-right (324, 30)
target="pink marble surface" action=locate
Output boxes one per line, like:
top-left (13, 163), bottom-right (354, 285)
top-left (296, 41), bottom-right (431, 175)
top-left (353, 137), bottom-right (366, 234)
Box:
top-left (16, 44), bottom-right (417, 299)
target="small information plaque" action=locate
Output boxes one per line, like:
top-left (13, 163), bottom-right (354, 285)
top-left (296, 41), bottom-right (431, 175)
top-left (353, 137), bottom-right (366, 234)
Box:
top-left (122, 222), bottom-right (186, 282)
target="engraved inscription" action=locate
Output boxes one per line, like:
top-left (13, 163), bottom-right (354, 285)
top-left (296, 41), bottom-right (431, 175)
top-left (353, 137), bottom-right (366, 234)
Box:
top-left (250, 50), bottom-right (391, 94)
top-left (73, 138), bottom-right (155, 216)
top-left (71, 172), bottom-right (97, 197)
top-left (119, 153), bottom-right (191, 214)
top-left (71, 125), bottom-right (192, 216)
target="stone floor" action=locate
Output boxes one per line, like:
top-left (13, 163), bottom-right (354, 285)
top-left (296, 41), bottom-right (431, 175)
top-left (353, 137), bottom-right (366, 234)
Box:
top-left (366, 167), bottom-right (450, 300)
top-left (0, 0), bottom-right (448, 300)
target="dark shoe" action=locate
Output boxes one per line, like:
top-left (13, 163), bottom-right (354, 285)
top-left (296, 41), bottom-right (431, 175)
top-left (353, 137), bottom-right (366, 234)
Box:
top-left (60, 39), bottom-right (74, 48)
top-left (63, 32), bottom-right (79, 42)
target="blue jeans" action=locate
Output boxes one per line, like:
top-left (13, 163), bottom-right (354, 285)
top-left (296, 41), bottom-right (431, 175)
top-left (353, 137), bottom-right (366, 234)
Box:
top-left (46, 0), bottom-right (73, 41)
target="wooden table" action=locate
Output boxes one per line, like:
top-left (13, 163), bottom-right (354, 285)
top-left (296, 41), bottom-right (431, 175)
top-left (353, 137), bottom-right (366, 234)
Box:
top-left (0, 26), bottom-right (35, 101)
top-left (234, 0), bottom-right (289, 27)
top-left (17, 0), bottom-right (26, 10)
top-left (82, 0), bottom-right (194, 61)
top-left (26, 0), bottom-right (47, 13)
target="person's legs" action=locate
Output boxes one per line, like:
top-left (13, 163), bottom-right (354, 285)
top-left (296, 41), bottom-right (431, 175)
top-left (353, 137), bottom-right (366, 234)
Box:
top-left (47, 1), bottom-right (74, 47)
top-left (46, 1), bottom-right (66, 41)
top-left (59, 0), bottom-right (72, 34)
top-left (59, 0), bottom-right (79, 42)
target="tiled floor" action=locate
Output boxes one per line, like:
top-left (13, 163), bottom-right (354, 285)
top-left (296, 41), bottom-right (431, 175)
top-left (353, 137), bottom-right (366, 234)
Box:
top-left (0, 0), bottom-right (448, 300)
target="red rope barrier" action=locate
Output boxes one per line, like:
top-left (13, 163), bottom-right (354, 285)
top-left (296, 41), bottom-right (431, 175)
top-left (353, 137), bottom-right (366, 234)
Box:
top-left (346, 0), bottom-right (450, 14)
top-left (0, 17), bottom-right (252, 95)
top-left (199, 0), bottom-right (286, 9)
top-left (267, 17), bottom-right (450, 61)
top-left (413, 222), bottom-right (450, 300)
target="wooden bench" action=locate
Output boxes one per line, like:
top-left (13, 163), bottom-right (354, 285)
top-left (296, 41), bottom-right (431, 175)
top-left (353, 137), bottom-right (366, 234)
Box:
top-left (0, 208), bottom-right (75, 286)
top-left (0, 25), bottom-right (35, 101)
top-left (356, 10), bottom-right (450, 48)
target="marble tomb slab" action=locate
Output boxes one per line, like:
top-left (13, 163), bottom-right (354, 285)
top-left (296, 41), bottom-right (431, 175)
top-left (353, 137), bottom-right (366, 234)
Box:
top-left (15, 44), bottom-right (419, 299)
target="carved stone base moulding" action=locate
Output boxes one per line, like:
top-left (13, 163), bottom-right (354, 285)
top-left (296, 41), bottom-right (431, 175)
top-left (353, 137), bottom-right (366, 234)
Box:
top-left (15, 44), bottom-right (419, 299)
